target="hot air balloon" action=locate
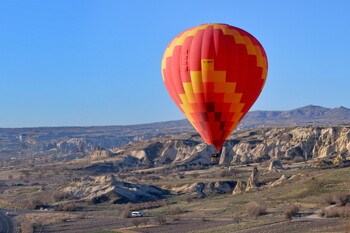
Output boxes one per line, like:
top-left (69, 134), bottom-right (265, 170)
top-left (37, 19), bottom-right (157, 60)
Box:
top-left (161, 23), bottom-right (268, 162)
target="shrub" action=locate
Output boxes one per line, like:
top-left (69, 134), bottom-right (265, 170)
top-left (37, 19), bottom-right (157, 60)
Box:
top-left (141, 218), bottom-right (149, 225)
top-left (91, 195), bottom-right (109, 204)
top-left (25, 198), bottom-right (46, 210)
top-left (232, 217), bottom-right (242, 224)
top-left (337, 193), bottom-right (350, 206)
top-left (52, 191), bottom-right (71, 202)
top-left (119, 210), bottom-right (130, 218)
top-left (318, 208), bottom-right (326, 217)
top-left (284, 205), bottom-right (300, 221)
top-left (156, 216), bottom-right (167, 225)
top-left (177, 173), bottom-right (185, 179)
top-left (321, 206), bottom-right (350, 218)
top-left (54, 202), bottom-right (78, 211)
top-left (131, 219), bottom-right (141, 229)
top-left (246, 201), bottom-right (267, 217)
top-left (322, 192), bottom-right (350, 206)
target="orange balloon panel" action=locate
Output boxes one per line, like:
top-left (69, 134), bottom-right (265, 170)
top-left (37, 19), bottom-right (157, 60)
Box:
top-left (161, 24), bottom-right (268, 150)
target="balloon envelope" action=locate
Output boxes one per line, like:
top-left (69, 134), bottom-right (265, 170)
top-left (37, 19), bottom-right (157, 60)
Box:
top-left (161, 23), bottom-right (268, 150)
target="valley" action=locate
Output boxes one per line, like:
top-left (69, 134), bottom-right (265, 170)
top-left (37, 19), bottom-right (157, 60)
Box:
top-left (1, 105), bottom-right (350, 232)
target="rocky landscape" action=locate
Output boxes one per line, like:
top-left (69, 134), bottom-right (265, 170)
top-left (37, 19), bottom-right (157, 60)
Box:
top-left (1, 105), bottom-right (349, 162)
top-left (99, 125), bottom-right (350, 169)
top-left (1, 105), bottom-right (350, 232)
top-left (0, 120), bottom-right (193, 161)
top-left (63, 174), bottom-right (167, 204)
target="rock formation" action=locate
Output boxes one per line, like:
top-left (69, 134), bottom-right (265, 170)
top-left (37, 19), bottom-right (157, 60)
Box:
top-left (105, 125), bottom-right (350, 168)
top-left (245, 166), bottom-right (259, 191)
top-left (63, 174), bottom-right (166, 204)
top-left (232, 180), bottom-right (246, 195)
top-left (270, 175), bottom-right (287, 187)
top-left (173, 181), bottom-right (236, 197)
top-left (89, 148), bottom-right (112, 160)
top-left (333, 154), bottom-right (346, 166)
top-left (289, 173), bottom-right (303, 181)
top-left (269, 159), bottom-right (284, 171)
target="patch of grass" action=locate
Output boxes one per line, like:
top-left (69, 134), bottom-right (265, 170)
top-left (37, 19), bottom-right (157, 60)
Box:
top-left (0, 199), bottom-right (23, 209)
top-left (16, 213), bottom-right (83, 226)
top-left (246, 201), bottom-right (267, 217)
top-left (190, 219), bottom-right (283, 233)
top-left (147, 166), bottom-right (350, 220)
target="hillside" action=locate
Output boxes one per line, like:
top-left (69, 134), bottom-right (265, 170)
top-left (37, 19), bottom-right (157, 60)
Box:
top-left (1, 124), bottom-right (350, 232)
top-left (93, 125), bottom-right (350, 168)
top-left (0, 120), bottom-right (193, 160)
top-left (1, 105), bottom-right (350, 161)
top-left (238, 105), bottom-right (350, 129)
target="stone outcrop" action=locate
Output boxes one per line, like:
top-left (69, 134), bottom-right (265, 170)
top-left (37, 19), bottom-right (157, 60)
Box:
top-left (232, 180), bottom-right (246, 195)
top-left (269, 173), bottom-right (304, 187)
top-left (269, 159), bottom-right (284, 171)
top-left (89, 148), bottom-right (112, 160)
top-left (270, 175), bottom-right (287, 187)
top-left (220, 126), bottom-right (350, 165)
top-left (333, 154), bottom-right (346, 166)
top-left (63, 174), bottom-right (167, 204)
top-left (245, 166), bottom-right (259, 191)
top-left (173, 181), bottom-right (236, 197)
top-left (110, 126), bottom-right (350, 168)
top-left (119, 137), bottom-right (216, 167)
top-left (289, 173), bottom-right (303, 181)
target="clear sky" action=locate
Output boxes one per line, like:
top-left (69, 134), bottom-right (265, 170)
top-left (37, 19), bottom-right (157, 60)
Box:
top-left (1, 0), bottom-right (350, 127)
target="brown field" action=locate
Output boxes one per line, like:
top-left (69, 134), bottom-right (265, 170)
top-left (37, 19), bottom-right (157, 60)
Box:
top-left (1, 153), bottom-right (350, 232)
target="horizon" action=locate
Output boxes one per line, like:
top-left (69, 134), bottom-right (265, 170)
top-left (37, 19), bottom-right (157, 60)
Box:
top-left (0, 104), bottom-right (347, 129)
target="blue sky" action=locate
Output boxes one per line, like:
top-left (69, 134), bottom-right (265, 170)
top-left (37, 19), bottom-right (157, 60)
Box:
top-left (1, 0), bottom-right (349, 127)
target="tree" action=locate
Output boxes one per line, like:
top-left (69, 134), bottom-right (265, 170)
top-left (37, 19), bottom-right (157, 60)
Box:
top-left (141, 218), bottom-right (149, 225)
top-left (233, 217), bottom-right (242, 224)
top-left (246, 201), bottom-right (267, 217)
top-left (284, 205), bottom-right (300, 221)
top-left (131, 219), bottom-right (141, 229)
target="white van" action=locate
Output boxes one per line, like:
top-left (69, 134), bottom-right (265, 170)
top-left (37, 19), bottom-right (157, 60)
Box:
top-left (131, 211), bottom-right (143, 217)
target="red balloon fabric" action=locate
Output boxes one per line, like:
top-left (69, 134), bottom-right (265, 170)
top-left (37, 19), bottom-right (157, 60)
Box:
top-left (161, 23), bottom-right (268, 150)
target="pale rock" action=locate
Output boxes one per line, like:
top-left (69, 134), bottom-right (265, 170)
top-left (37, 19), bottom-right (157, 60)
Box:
top-left (115, 126), bottom-right (350, 168)
top-left (130, 150), bottom-right (147, 160)
top-left (245, 166), bottom-right (259, 191)
top-left (333, 154), bottom-right (346, 166)
top-left (232, 180), bottom-right (246, 195)
top-left (64, 174), bottom-right (165, 203)
top-left (89, 149), bottom-right (112, 160)
top-left (270, 175), bottom-right (287, 187)
top-left (157, 141), bottom-right (178, 164)
top-left (173, 181), bottom-right (235, 197)
top-left (289, 173), bottom-right (303, 181)
top-left (219, 146), bottom-right (232, 165)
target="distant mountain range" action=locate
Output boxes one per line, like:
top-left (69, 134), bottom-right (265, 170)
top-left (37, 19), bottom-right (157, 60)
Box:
top-left (238, 105), bottom-right (350, 129)
top-left (0, 105), bottom-right (349, 160)
top-left (157, 105), bottom-right (350, 130)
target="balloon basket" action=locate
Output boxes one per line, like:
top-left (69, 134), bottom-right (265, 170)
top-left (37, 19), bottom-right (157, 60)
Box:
top-left (211, 154), bottom-right (220, 163)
